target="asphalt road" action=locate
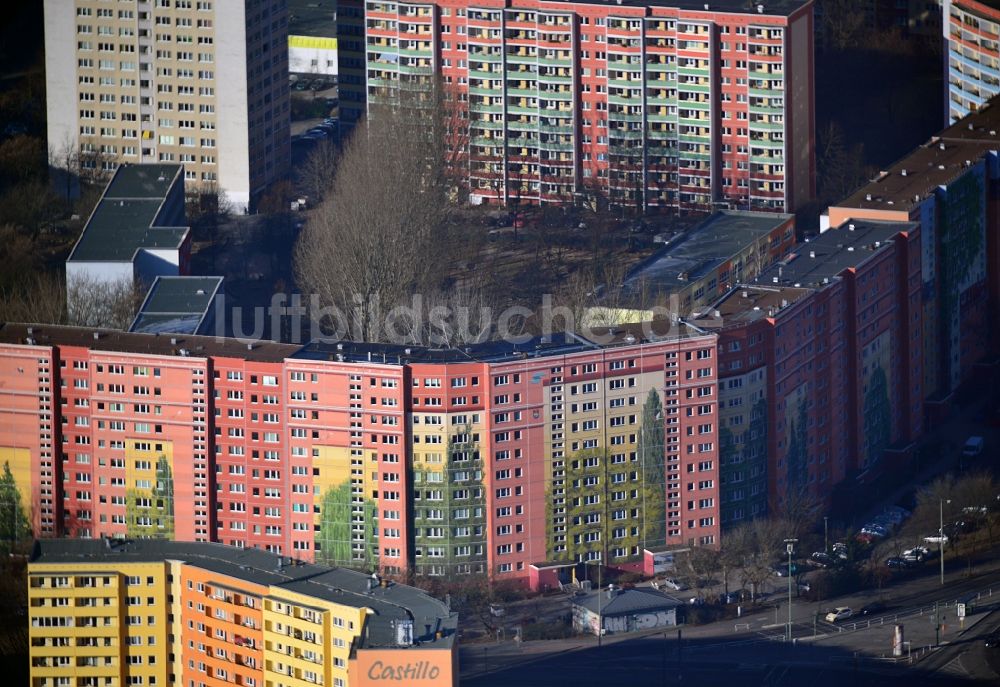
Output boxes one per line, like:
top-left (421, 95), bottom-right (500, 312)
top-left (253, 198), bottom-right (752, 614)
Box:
top-left (463, 566), bottom-right (1000, 686)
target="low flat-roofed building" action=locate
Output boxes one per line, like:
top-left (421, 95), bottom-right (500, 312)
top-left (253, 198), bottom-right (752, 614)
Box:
top-left (572, 586), bottom-right (682, 636)
top-left (617, 211), bottom-right (796, 317)
top-left (66, 164), bottom-right (190, 325)
top-left (288, 0), bottom-right (338, 78)
top-left (129, 276), bottom-right (224, 336)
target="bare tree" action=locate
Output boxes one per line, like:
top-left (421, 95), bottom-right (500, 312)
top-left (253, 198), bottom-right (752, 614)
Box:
top-left (296, 138), bottom-right (340, 204)
top-left (677, 547), bottom-right (721, 601)
top-left (294, 91), bottom-right (452, 343)
top-left (0, 272), bottom-right (67, 326)
top-left (66, 273), bottom-right (146, 330)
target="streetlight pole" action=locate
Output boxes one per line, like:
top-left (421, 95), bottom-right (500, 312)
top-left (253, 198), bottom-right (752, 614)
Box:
top-left (824, 517), bottom-right (829, 553)
top-left (784, 538), bottom-right (797, 642)
top-left (939, 498), bottom-right (950, 586)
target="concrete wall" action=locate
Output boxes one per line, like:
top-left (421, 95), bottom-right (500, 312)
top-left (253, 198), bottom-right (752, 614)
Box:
top-left (214, 2), bottom-right (251, 213)
top-left (43, 0), bottom-right (79, 193)
top-left (573, 603), bottom-right (677, 636)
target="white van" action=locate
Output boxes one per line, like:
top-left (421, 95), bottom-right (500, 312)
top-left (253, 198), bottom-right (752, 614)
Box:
top-left (962, 436), bottom-right (984, 457)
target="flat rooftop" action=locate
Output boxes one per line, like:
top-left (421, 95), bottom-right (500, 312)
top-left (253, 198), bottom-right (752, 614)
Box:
top-left (288, 0), bottom-right (337, 37)
top-left (30, 539), bottom-right (455, 650)
top-left (129, 276), bottom-right (224, 336)
top-left (575, 0), bottom-right (812, 17)
top-left (750, 219), bottom-right (915, 289)
top-left (624, 210), bottom-right (792, 295)
top-left (0, 321), bottom-right (707, 367)
top-left (707, 285), bottom-right (813, 325)
top-left (68, 164), bottom-right (189, 263)
top-left (834, 101), bottom-right (1000, 214)
top-left (0, 323), bottom-right (301, 363)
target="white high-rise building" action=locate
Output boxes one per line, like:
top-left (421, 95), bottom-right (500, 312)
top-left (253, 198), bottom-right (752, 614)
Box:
top-left (44, 0), bottom-right (291, 212)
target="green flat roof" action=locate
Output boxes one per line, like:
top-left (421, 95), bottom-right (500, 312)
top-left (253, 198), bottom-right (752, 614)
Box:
top-left (68, 164), bottom-right (188, 263)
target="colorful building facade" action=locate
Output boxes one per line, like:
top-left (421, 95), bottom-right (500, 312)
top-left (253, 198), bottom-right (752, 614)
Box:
top-left (944, 0), bottom-right (1000, 124)
top-left (706, 218), bottom-right (924, 524)
top-left (826, 104), bottom-right (998, 412)
top-left (27, 539), bottom-right (457, 687)
top-left (1, 323), bottom-right (720, 586)
top-left (365, 0), bottom-right (816, 213)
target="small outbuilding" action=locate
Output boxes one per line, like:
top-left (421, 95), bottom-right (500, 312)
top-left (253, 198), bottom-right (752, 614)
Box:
top-left (572, 586), bottom-right (682, 636)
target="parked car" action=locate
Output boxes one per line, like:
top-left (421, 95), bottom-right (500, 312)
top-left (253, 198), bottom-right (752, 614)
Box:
top-left (962, 436), bottom-right (985, 457)
top-left (808, 552), bottom-right (835, 568)
top-left (489, 603), bottom-right (505, 617)
top-left (924, 533), bottom-right (950, 545)
top-left (797, 581), bottom-right (812, 593)
top-left (831, 542), bottom-right (849, 560)
top-left (825, 607), bottom-right (853, 623)
top-left (886, 557), bottom-right (910, 570)
top-left (985, 630), bottom-right (1000, 648)
top-left (718, 591), bottom-right (741, 604)
top-left (860, 524), bottom-right (889, 537)
top-left (903, 546), bottom-right (931, 562)
top-left (859, 601), bottom-right (887, 616)
top-left (662, 578), bottom-right (688, 591)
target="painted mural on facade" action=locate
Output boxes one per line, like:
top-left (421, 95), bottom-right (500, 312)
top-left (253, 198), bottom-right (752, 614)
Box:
top-left (125, 441), bottom-right (175, 538)
top-left (314, 446), bottom-right (378, 569)
top-left (412, 423), bottom-right (486, 577)
top-left (861, 331), bottom-right (893, 471)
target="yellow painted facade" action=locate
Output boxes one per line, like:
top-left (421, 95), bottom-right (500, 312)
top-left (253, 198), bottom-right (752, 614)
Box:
top-left (0, 445), bottom-right (32, 511)
top-left (28, 561), bottom-right (171, 687)
top-left (262, 588), bottom-right (365, 687)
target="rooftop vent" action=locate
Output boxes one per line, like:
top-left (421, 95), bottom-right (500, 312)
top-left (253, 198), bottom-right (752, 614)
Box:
top-left (874, 241), bottom-right (881, 248)
top-left (753, 306), bottom-right (761, 311)
top-left (404, 348), bottom-right (412, 355)
top-left (196, 289), bottom-right (205, 295)
top-left (991, 130), bottom-right (997, 136)
top-left (178, 348), bottom-right (189, 357)
top-left (939, 142), bottom-right (946, 151)
top-left (809, 250), bottom-right (816, 258)
top-left (25, 337), bottom-right (34, 346)
top-left (624, 334), bottom-right (637, 344)
top-left (757, 4), bottom-right (764, 12)
top-left (823, 277), bottom-right (830, 284)
top-left (969, 123), bottom-right (975, 130)
top-left (781, 299), bottom-right (788, 307)
top-left (847, 246), bottom-right (855, 252)
top-left (336, 343), bottom-right (343, 351)
top-left (92, 332), bottom-right (100, 340)
top-left (772, 276), bottom-right (779, 284)
top-left (246, 343), bottom-right (254, 351)
top-left (26, 327), bottom-right (32, 335)
top-left (742, 290), bottom-right (748, 298)
top-left (170, 337), bottom-right (178, 345)
top-left (938, 165), bottom-right (946, 170)
top-left (865, 194), bottom-right (872, 201)
top-left (901, 169), bottom-right (907, 176)
top-left (848, 223), bottom-right (856, 231)
top-left (794, 283), bottom-right (801, 288)
top-left (703, 3), bottom-right (709, 8)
